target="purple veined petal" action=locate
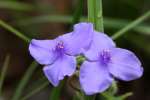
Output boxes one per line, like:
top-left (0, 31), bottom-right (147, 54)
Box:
top-left (79, 61), bottom-right (113, 95)
top-left (59, 22), bottom-right (94, 56)
top-left (84, 32), bottom-right (116, 61)
top-left (43, 54), bottom-right (76, 86)
top-left (29, 39), bottom-right (57, 65)
top-left (108, 48), bottom-right (143, 81)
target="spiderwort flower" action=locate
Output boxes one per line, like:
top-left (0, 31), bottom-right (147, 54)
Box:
top-left (79, 31), bottom-right (143, 95)
top-left (29, 23), bottom-right (94, 86)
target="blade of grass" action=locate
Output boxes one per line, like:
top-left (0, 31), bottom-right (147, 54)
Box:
top-left (0, 54), bottom-right (10, 95)
top-left (0, 1), bottom-right (34, 11)
top-left (0, 20), bottom-right (40, 100)
top-left (21, 81), bottom-right (49, 100)
top-left (16, 15), bottom-right (74, 25)
top-left (0, 19), bottom-right (31, 43)
top-left (104, 18), bottom-right (150, 35)
top-left (16, 15), bottom-right (150, 35)
top-left (111, 10), bottom-right (150, 40)
top-left (11, 61), bottom-right (38, 100)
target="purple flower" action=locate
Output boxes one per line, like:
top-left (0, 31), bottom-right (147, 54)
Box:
top-left (29, 23), bottom-right (94, 86)
top-left (79, 31), bottom-right (143, 95)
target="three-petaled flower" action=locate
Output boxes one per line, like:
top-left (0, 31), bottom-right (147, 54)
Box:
top-left (79, 31), bottom-right (143, 95)
top-left (29, 23), bottom-right (93, 86)
top-left (29, 22), bottom-right (143, 95)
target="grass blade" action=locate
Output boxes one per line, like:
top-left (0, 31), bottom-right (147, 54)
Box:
top-left (112, 10), bottom-right (150, 40)
top-left (11, 61), bottom-right (38, 100)
top-left (15, 15), bottom-right (150, 35)
top-left (0, 20), bottom-right (31, 43)
top-left (0, 1), bottom-right (34, 11)
top-left (21, 81), bottom-right (49, 100)
top-left (0, 54), bottom-right (10, 95)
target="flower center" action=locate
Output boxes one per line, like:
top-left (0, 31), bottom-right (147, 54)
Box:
top-left (99, 50), bottom-right (111, 65)
top-left (56, 41), bottom-right (64, 51)
top-left (56, 41), bottom-right (64, 49)
top-left (54, 41), bottom-right (65, 57)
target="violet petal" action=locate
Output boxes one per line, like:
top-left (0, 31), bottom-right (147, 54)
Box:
top-left (108, 48), bottom-right (143, 81)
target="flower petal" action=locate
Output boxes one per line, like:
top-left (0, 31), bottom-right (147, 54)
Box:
top-left (29, 39), bottom-right (57, 65)
top-left (59, 22), bottom-right (94, 55)
top-left (43, 55), bottom-right (76, 86)
top-left (108, 48), bottom-right (143, 81)
top-left (84, 32), bottom-right (115, 61)
top-left (79, 61), bottom-right (113, 95)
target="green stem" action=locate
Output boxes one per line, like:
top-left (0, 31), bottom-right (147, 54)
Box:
top-left (112, 10), bottom-right (150, 40)
top-left (87, 0), bottom-right (95, 23)
top-left (11, 61), bottom-right (38, 100)
top-left (88, 0), bottom-right (104, 32)
top-left (21, 81), bottom-right (49, 100)
top-left (0, 55), bottom-right (10, 95)
top-left (95, 0), bottom-right (104, 32)
top-left (0, 20), bottom-right (31, 43)
top-left (87, 0), bottom-right (104, 99)
top-left (120, 92), bottom-right (133, 99)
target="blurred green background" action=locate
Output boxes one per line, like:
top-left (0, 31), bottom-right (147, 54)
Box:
top-left (0, 0), bottom-right (150, 100)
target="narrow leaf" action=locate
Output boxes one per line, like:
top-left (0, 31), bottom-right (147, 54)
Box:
top-left (112, 10), bottom-right (150, 40)
top-left (0, 54), bottom-right (10, 95)
top-left (0, 20), bottom-right (30, 43)
top-left (11, 61), bottom-right (38, 100)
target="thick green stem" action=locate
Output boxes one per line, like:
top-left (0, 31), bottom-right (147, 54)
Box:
top-left (88, 0), bottom-right (95, 23)
top-left (95, 0), bottom-right (104, 32)
top-left (87, 0), bottom-right (104, 99)
top-left (88, 0), bottom-right (104, 32)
